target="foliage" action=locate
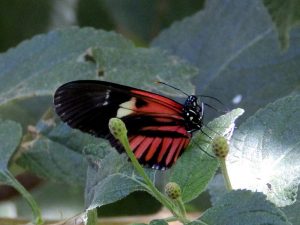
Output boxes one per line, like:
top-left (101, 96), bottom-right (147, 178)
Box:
top-left (0, 0), bottom-right (299, 225)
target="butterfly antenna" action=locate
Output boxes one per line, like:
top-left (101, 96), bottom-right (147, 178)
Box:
top-left (191, 139), bottom-right (215, 158)
top-left (204, 103), bottom-right (227, 114)
top-left (203, 124), bottom-right (238, 142)
top-left (199, 95), bottom-right (230, 112)
top-left (203, 124), bottom-right (223, 136)
top-left (156, 81), bottom-right (189, 96)
top-left (198, 95), bottom-right (225, 106)
top-left (200, 128), bottom-right (214, 140)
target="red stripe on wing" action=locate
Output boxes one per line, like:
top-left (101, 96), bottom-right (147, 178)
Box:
top-left (173, 138), bottom-right (188, 165)
top-left (130, 136), bottom-right (146, 150)
top-left (166, 138), bottom-right (182, 166)
top-left (158, 138), bottom-right (173, 163)
top-left (135, 137), bottom-right (154, 158)
top-left (145, 137), bottom-right (162, 161)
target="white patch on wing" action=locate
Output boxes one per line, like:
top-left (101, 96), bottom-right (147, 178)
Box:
top-left (117, 97), bottom-right (136, 118)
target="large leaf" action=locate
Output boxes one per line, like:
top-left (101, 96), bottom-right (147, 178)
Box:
top-left (0, 120), bottom-right (42, 224)
top-left (282, 184), bottom-right (300, 225)
top-left (152, 0), bottom-right (300, 120)
top-left (90, 46), bottom-right (196, 96)
top-left (0, 119), bottom-right (22, 179)
top-left (168, 108), bottom-right (244, 202)
top-left (227, 94), bottom-right (300, 207)
top-left (263, 0), bottom-right (300, 49)
top-left (0, 27), bottom-right (132, 127)
top-left (200, 190), bottom-right (291, 225)
top-left (17, 110), bottom-right (100, 185)
top-left (84, 144), bottom-right (155, 209)
top-left (18, 135), bottom-right (88, 186)
top-left (0, 119), bottom-right (25, 211)
top-left (149, 220), bottom-right (168, 225)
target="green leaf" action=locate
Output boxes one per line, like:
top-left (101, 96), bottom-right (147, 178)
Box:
top-left (0, 119), bottom-right (22, 171)
top-left (149, 219), bottom-right (168, 225)
top-left (282, 184), bottom-right (300, 225)
top-left (18, 134), bottom-right (88, 185)
top-left (227, 95), bottom-right (300, 207)
top-left (168, 108), bottom-right (244, 202)
top-left (0, 119), bottom-right (42, 224)
top-left (0, 27), bottom-right (132, 126)
top-left (207, 173), bottom-right (227, 205)
top-left (84, 144), bottom-right (156, 209)
top-left (90, 46), bottom-right (197, 96)
top-left (263, 0), bottom-right (300, 50)
top-left (186, 221), bottom-right (206, 225)
top-left (200, 190), bottom-right (291, 225)
top-left (152, 0), bottom-right (300, 120)
top-left (98, 192), bottom-right (161, 216)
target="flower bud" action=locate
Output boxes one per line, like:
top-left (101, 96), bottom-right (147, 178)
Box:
top-left (212, 136), bottom-right (229, 158)
top-left (108, 118), bottom-right (127, 140)
top-left (165, 182), bottom-right (181, 200)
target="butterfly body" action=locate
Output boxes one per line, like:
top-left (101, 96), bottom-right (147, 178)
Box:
top-left (54, 80), bottom-right (204, 169)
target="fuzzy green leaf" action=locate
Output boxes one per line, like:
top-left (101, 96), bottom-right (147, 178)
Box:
top-left (152, 0), bottom-right (300, 120)
top-left (0, 120), bottom-right (22, 171)
top-left (18, 134), bottom-right (88, 186)
top-left (84, 144), bottom-right (156, 210)
top-left (0, 120), bottom-right (42, 224)
top-left (149, 220), bottom-right (168, 225)
top-left (168, 108), bottom-right (244, 202)
top-left (227, 95), bottom-right (300, 207)
top-left (0, 27), bottom-right (132, 127)
top-left (200, 190), bottom-right (291, 225)
top-left (282, 184), bottom-right (300, 224)
top-left (90, 47), bottom-right (197, 96)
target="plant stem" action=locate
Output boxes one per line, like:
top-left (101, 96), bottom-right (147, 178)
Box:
top-left (219, 159), bottom-right (232, 191)
top-left (86, 208), bottom-right (98, 225)
top-left (120, 134), bottom-right (173, 208)
top-left (119, 128), bottom-right (189, 224)
top-left (176, 197), bottom-right (187, 218)
top-left (5, 170), bottom-right (43, 225)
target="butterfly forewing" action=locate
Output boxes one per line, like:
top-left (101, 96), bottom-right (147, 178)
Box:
top-left (54, 80), bottom-right (191, 169)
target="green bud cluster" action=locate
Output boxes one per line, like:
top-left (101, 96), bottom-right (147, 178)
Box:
top-left (165, 182), bottom-right (182, 200)
top-left (212, 136), bottom-right (229, 158)
top-left (108, 118), bottom-right (127, 140)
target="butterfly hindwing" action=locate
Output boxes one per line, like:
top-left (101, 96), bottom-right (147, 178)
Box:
top-left (54, 80), bottom-right (191, 169)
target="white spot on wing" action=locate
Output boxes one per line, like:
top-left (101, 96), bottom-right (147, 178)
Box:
top-left (117, 97), bottom-right (136, 118)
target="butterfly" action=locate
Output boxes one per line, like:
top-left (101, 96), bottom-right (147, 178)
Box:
top-left (54, 80), bottom-right (206, 170)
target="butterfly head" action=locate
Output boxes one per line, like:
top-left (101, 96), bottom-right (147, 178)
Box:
top-left (183, 95), bottom-right (204, 132)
